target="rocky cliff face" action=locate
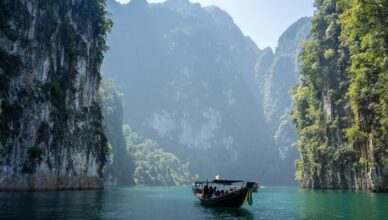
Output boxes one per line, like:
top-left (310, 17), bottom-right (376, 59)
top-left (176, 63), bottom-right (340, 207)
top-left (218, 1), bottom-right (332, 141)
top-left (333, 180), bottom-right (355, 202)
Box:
top-left (0, 0), bottom-right (110, 190)
top-left (257, 17), bottom-right (311, 155)
top-left (103, 0), bottom-right (283, 183)
top-left (100, 79), bottom-right (189, 186)
top-left (292, 0), bottom-right (387, 192)
top-left (100, 79), bottom-right (134, 186)
top-left (254, 17), bottom-right (311, 182)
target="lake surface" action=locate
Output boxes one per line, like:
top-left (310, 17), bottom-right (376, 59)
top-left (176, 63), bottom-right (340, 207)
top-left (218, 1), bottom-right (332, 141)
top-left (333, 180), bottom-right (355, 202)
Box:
top-left (0, 186), bottom-right (387, 220)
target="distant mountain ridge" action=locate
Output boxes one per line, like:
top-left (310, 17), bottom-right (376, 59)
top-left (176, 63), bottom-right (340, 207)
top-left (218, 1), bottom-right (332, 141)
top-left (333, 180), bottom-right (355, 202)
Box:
top-left (103, 0), bottom-right (311, 184)
top-left (256, 17), bottom-right (311, 157)
top-left (254, 17), bottom-right (311, 182)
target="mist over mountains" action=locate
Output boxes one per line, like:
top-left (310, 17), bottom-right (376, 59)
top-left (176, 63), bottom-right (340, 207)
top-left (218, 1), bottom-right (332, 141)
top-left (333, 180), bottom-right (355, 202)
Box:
top-left (255, 17), bottom-right (311, 182)
top-left (102, 0), bottom-right (310, 184)
top-left (1, 0), bottom-right (385, 195)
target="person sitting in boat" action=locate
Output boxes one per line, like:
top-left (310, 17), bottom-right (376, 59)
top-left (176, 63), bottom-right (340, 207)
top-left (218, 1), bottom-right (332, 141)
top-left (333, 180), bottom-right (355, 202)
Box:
top-left (203, 184), bottom-right (209, 197)
top-left (209, 186), bottom-right (214, 198)
top-left (213, 187), bottom-right (217, 196)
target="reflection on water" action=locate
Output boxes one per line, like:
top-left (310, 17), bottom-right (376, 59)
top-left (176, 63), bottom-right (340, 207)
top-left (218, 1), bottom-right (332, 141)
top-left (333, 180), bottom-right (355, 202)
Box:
top-left (0, 190), bottom-right (105, 220)
top-left (194, 203), bottom-right (254, 220)
top-left (0, 187), bottom-right (387, 220)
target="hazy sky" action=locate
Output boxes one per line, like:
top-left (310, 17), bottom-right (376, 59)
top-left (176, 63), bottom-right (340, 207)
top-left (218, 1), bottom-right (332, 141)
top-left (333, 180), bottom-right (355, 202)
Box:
top-left (115, 0), bottom-right (315, 49)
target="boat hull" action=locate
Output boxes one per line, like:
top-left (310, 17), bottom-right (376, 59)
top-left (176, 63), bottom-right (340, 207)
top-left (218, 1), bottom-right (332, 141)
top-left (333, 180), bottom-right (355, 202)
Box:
top-left (196, 187), bottom-right (250, 208)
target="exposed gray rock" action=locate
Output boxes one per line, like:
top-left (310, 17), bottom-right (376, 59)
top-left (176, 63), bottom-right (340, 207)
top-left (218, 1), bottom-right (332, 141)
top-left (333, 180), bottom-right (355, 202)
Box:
top-left (0, 0), bottom-right (110, 190)
top-left (255, 17), bottom-right (311, 182)
top-left (100, 79), bottom-right (134, 186)
top-left (103, 0), bottom-right (282, 184)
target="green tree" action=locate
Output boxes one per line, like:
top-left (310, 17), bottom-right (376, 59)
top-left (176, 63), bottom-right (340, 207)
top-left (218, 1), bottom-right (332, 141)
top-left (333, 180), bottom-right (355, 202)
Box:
top-left (122, 124), bottom-right (190, 186)
top-left (339, 0), bottom-right (388, 188)
top-left (292, 0), bottom-right (387, 191)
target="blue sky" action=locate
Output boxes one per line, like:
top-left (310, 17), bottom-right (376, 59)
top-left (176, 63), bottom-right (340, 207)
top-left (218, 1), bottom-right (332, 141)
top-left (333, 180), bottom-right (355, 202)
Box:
top-left (115, 0), bottom-right (315, 49)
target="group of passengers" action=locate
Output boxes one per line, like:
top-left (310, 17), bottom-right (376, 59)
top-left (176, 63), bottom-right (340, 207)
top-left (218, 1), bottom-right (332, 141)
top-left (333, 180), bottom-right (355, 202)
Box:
top-left (202, 184), bottom-right (237, 198)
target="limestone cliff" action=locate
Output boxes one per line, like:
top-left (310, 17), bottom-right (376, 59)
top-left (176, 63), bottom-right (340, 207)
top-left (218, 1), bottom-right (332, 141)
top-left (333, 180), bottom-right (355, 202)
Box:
top-left (103, 0), bottom-right (280, 183)
top-left (100, 79), bottom-right (189, 186)
top-left (292, 0), bottom-right (387, 192)
top-left (100, 79), bottom-right (134, 186)
top-left (254, 17), bottom-right (311, 183)
top-left (0, 0), bottom-right (111, 190)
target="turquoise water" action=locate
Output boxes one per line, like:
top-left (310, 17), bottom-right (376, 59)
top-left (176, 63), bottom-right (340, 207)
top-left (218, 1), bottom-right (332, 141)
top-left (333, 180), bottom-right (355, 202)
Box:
top-left (0, 186), bottom-right (387, 219)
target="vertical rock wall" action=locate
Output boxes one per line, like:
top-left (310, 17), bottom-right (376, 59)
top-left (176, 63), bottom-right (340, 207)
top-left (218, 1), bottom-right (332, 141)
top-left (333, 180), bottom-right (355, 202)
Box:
top-left (100, 79), bottom-right (134, 186)
top-left (0, 0), bottom-right (110, 190)
top-left (292, 0), bottom-right (387, 192)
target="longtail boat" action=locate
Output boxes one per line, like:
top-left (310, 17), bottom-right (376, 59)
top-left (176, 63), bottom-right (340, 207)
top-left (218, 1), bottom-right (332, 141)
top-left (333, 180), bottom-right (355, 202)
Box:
top-left (192, 180), bottom-right (256, 208)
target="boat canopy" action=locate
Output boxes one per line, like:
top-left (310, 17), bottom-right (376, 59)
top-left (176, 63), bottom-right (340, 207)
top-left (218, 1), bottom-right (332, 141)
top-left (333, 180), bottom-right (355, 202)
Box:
top-left (194, 180), bottom-right (244, 185)
top-left (213, 180), bottom-right (244, 185)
